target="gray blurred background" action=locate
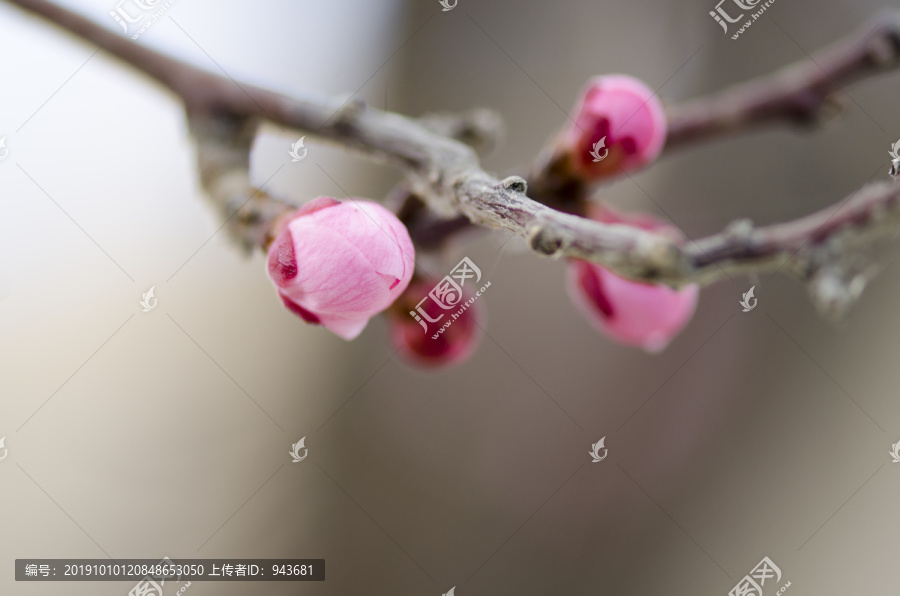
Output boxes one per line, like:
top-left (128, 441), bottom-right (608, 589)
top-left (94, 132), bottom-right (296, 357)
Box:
top-left (2, 0), bottom-right (900, 594)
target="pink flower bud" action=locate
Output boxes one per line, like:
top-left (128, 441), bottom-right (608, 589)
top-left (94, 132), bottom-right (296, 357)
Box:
top-left (562, 74), bottom-right (667, 179)
top-left (388, 280), bottom-right (483, 368)
top-left (267, 197), bottom-right (415, 340)
top-left (566, 206), bottom-right (698, 352)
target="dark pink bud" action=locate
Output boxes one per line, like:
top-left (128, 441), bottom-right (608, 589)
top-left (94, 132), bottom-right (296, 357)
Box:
top-left (562, 74), bottom-right (667, 179)
top-left (567, 205), bottom-right (698, 352)
top-left (389, 280), bottom-right (482, 368)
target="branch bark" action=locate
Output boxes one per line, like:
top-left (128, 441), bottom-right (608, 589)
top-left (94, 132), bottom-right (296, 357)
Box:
top-left (7, 0), bottom-right (900, 317)
top-left (664, 9), bottom-right (900, 150)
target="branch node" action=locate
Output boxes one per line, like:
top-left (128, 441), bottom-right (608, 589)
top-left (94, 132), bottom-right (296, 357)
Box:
top-left (723, 218), bottom-right (756, 244)
top-left (808, 266), bottom-right (870, 320)
top-left (498, 176), bottom-right (527, 194)
top-left (419, 108), bottom-right (505, 155)
top-left (890, 158), bottom-right (900, 177)
top-left (528, 226), bottom-right (563, 256)
top-left (335, 97), bottom-right (366, 124)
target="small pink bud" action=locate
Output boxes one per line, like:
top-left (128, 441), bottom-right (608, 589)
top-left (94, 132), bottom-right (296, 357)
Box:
top-left (267, 197), bottom-right (415, 340)
top-left (566, 206), bottom-right (697, 352)
top-left (389, 280), bottom-right (482, 368)
top-left (562, 74), bottom-right (667, 179)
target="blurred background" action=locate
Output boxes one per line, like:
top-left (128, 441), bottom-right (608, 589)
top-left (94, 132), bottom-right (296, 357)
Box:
top-left (2, 0), bottom-right (900, 594)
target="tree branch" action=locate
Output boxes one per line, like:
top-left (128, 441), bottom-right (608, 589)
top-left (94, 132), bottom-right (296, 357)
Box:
top-left (664, 9), bottom-right (900, 150)
top-left (8, 0), bottom-right (900, 316)
top-left (411, 10), bottom-right (900, 249)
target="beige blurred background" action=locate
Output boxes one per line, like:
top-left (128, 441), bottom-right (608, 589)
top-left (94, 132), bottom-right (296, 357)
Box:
top-left (2, 0), bottom-right (900, 594)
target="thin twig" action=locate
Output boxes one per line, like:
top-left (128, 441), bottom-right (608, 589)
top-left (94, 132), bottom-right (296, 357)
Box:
top-left (664, 10), bottom-right (900, 149)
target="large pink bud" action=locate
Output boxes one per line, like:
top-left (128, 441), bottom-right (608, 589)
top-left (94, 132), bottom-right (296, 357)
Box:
top-left (567, 206), bottom-right (698, 352)
top-left (562, 74), bottom-right (667, 179)
top-left (267, 197), bottom-right (415, 340)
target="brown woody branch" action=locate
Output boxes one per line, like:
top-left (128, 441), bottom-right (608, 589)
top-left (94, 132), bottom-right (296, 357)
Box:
top-left (411, 11), bottom-right (900, 249)
top-left (7, 0), bottom-right (900, 317)
top-left (664, 9), bottom-right (900, 150)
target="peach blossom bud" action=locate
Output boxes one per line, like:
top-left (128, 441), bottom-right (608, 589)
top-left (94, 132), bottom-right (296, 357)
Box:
top-left (567, 206), bottom-right (697, 352)
top-left (562, 74), bottom-right (667, 179)
top-left (267, 197), bottom-right (415, 340)
top-left (388, 280), bottom-right (482, 368)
